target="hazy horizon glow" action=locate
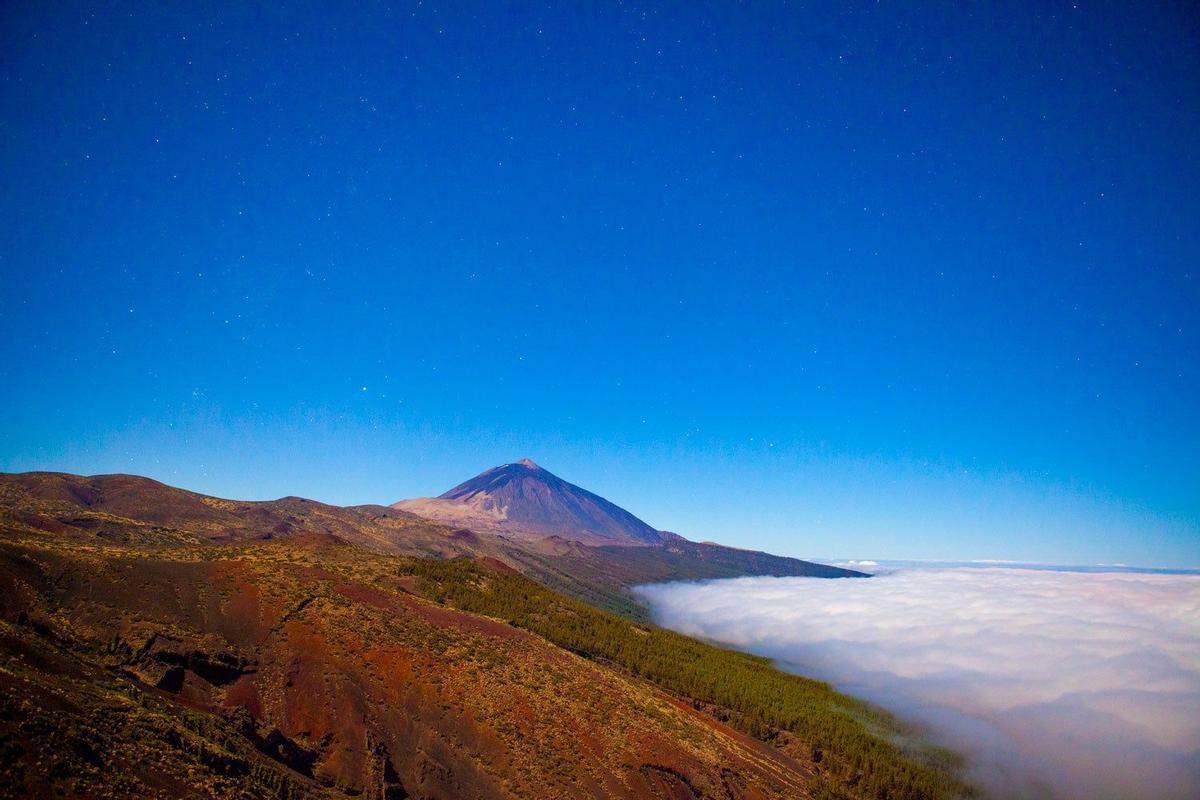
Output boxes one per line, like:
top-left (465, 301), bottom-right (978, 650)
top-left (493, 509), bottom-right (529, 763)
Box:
top-left (1, 2), bottom-right (1197, 567)
top-left (637, 569), bottom-right (1200, 800)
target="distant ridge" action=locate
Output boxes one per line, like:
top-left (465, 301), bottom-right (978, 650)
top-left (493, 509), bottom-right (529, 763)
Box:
top-left (2, 466), bottom-right (864, 622)
top-left (393, 459), bottom-right (665, 545)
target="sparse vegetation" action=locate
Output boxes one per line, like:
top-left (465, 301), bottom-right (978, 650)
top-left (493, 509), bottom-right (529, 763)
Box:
top-left (403, 557), bottom-right (974, 800)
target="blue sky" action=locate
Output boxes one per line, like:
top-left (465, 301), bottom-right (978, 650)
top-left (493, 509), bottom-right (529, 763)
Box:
top-left (1, 2), bottom-right (1196, 567)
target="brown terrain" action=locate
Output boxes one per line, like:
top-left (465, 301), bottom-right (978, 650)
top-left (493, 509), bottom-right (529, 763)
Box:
top-left (0, 468), bottom-right (963, 800)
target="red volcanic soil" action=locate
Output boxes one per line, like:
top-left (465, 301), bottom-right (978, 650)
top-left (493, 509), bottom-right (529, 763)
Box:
top-left (0, 524), bottom-right (816, 799)
top-left (0, 471), bottom-right (912, 800)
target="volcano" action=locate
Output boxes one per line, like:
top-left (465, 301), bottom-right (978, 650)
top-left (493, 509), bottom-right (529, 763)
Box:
top-left (393, 459), bottom-right (665, 545)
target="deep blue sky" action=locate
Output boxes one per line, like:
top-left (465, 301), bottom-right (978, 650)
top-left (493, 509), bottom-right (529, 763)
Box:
top-left (1, 2), bottom-right (1197, 567)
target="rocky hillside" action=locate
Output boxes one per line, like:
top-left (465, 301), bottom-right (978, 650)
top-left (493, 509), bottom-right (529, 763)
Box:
top-left (0, 482), bottom-right (971, 800)
top-left (0, 531), bottom-right (825, 798)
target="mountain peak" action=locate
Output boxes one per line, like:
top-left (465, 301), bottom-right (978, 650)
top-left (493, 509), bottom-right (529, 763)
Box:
top-left (394, 461), bottom-right (664, 546)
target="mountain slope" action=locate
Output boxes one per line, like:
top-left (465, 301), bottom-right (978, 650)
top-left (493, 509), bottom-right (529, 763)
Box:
top-left (393, 459), bottom-right (664, 545)
top-left (392, 459), bottom-right (865, 617)
top-left (507, 538), bottom-right (864, 619)
top-left (0, 492), bottom-right (969, 800)
top-left (0, 532), bottom-right (819, 798)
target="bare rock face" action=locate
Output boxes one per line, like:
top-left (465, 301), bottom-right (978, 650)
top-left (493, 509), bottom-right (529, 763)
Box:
top-left (393, 460), bottom-right (665, 546)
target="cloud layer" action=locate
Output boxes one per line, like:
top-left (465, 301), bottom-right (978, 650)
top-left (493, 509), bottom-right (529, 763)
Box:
top-left (636, 569), bottom-right (1200, 800)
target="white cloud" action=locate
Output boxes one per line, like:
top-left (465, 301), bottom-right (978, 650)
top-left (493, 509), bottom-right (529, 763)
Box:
top-left (636, 569), bottom-right (1200, 800)
top-left (834, 559), bottom-right (880, 568)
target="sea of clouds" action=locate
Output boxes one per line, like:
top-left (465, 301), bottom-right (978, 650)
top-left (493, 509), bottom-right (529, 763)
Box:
top-left (636, 568), bottom-right (1200, 800)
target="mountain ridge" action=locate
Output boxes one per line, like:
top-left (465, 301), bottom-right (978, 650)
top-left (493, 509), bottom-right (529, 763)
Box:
top-left (1, 467), bottom-right (865, 621)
